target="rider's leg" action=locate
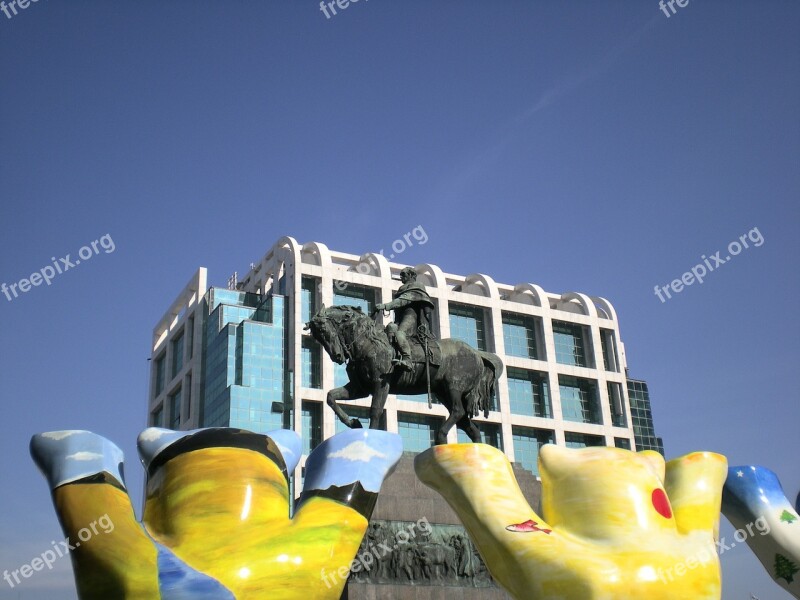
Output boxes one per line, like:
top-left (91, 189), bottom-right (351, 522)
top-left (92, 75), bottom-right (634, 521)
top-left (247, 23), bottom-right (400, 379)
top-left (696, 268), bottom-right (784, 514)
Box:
top-left (394, 329), bottom-right (413, 371)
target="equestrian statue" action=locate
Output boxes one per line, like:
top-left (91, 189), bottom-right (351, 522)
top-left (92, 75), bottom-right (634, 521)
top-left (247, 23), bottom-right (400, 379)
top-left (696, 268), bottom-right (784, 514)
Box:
top-left (306, 267), bottom-right (503, 445)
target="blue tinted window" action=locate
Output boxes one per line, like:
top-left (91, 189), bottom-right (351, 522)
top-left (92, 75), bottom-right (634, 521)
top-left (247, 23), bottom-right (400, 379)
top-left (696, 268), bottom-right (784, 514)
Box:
top-left (507, 368), bottom-right (551, 418)
top-left (152, 404), bottom-right (163, 427)
top-left (301, 338), bottom-right (321, 388)
top-left (607, 382), bottom-right (626, 427)
top-left (333, 284), bottom-right (376, 314)
top-left (397, 412), bottom-right (442, 452)
top-left (301, 277), bottom-right (318, 323)
top-left (564, 432), bottom-right (605, 449)
top-left (559, 376), bottom-right (601, 424)
top-left (302, 402), bottom-right (322, 455)
top-left (449, 304), bottom-right (486, 351)
top-left (552, 321), bottom-right (586, 367)
top-left (169, 387), bottom-right (182, 429)
top-left (511, 427), bottom-right (554, 476)
top-left (502, 313), bottom-right (537, 359)
top-left (456, 421), bottom-right (503, 450)
top-left (171, 331), bottom-right (184, 378)
top-left (600, 329), bottom-right (619, 372)
top-left (154, 353), bottom-right (166, 396)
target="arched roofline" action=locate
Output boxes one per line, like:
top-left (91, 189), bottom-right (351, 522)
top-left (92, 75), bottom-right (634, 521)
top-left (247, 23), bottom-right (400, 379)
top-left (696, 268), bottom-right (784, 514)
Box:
top-left (560, 292), bottom-right (597, 318)
top-left (463, 273), bottom-right (500, 299)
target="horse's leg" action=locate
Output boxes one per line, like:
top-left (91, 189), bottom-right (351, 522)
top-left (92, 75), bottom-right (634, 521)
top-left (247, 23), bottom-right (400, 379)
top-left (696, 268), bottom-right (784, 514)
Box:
top-left (435, 388), bottom-right (464, 445)
top-left (369, 382), bottom-right (390, 430)
top-left (457, 414), bottom-right (481, 443)
top-left (326, 382), bottom-right (368, 428)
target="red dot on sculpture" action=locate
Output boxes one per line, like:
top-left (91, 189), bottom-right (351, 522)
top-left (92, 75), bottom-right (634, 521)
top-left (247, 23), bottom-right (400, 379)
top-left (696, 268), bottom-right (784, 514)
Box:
top-left (652, 488), bottom-right (672, 519)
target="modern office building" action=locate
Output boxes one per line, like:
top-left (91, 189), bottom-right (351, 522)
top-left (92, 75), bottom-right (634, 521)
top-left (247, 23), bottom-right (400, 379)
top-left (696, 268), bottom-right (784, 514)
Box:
top-left (147, 236), bottom-right (662, 484)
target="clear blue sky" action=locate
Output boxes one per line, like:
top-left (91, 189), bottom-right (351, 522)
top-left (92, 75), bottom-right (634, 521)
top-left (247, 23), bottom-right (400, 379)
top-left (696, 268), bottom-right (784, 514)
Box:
top-left (1, 1), bottom-right (797, 598)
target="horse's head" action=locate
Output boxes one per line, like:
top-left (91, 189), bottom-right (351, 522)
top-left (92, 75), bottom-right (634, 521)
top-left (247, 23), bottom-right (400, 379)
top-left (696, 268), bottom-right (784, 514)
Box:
top-left (305, 305), bottom-right (365, 365)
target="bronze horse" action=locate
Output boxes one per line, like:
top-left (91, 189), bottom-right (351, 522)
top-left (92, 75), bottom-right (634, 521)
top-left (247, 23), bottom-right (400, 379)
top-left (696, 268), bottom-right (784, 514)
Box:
top-left (306, 305), bottom-right (503, 445)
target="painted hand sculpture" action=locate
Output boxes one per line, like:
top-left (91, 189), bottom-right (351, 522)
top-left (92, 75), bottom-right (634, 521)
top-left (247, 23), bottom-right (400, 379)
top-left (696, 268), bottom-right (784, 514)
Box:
top-left (415, 443), bottom-right (727, 599)
top-left (30, 427), bottom-right (402, 599)
top-left (723, 465), bottom-right (800, 599)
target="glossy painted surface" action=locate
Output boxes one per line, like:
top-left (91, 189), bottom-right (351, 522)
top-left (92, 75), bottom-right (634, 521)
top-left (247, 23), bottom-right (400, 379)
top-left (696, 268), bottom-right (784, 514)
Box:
top-left (415, 443), bottom-right (727, 599)
top-left (723, 465), bottom-right (800, 598)
top-left (30, 427), bottom-right (402, 599)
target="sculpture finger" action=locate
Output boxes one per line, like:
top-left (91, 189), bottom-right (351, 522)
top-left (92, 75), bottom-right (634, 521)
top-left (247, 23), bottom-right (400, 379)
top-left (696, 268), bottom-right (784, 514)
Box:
top-left (289, 428), bottom-right (403, 599)
top-left (414, 443), bottom-right (553, 598)
top-left (664, 452), bottom-right (727, 537)
top-left (723, 466), bottom-right (800, 599)
top-left (417, 443), bottom-right (727, 600)
top-left (30, 430), bottom-right (161, 599)
top-left (138, 427), bottom-right (301, 592)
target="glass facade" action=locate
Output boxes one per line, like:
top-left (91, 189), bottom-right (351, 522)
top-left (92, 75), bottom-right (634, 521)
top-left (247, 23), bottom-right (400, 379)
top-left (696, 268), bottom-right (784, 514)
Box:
top-left (184, 374), bottom-right (192, 420)
top-left (559, 376), bottom-right (602, 424)
top-left (502, 312), bottom-right (538, 359)
top-left (169, 387), bottom-right (182, 429)
top-left (456, 421), bottom-right (503, 449)
top-left (600, 329), bottom-right (619, 372)
top-left (564, 432), bottom-right (605, 448)
top-left (397, 412), bottom-right (442, 453)
top-left (511, 427), bottom-right (554, 476)
top-left (301, 338), bottom-right (321, 389)
top-left (154, 353), bottom-right (165, 396)
top-left (627, 379), bottom-right (664, 455)
top-left (301, 276), bottom-right (318, 324)
top-left (449, 303), bottom-right (487, 351)
top-left (201, 289), bottom-right (286, 435)
top-left (302, 401), bottom-right (322, 455)
top-left (552, 321), bottom-right (587, 367)
top-left (187, 316), bottom-right (195, 360)
top-left (607, 381), bottom-right (626, 427)
top-left (507, 368), bottom-right (551, 418)
top-left (152, 404), bottom-right (163, 427)
top-left (333, 284), bottom-right (376, 313)
top-left (171, 330), bottom-right (184, 378)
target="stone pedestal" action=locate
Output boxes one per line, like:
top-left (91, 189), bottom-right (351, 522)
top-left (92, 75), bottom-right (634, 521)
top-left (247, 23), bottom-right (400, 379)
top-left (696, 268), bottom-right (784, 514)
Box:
top-left (342, 451), bottom-right (542, 600)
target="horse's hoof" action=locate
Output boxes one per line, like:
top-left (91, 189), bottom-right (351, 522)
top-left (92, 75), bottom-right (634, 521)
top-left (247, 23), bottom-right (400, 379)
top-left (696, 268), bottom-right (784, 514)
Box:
top-left (350, 419), bottom-right (363, 429)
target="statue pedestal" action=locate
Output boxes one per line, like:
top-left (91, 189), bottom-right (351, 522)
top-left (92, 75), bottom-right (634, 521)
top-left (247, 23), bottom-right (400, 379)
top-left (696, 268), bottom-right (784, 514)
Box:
top-left (343, 451), bottom-right (542, 599)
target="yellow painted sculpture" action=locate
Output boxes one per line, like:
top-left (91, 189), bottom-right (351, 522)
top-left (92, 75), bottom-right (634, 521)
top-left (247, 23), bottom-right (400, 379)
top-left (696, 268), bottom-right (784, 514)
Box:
top-left (30, 427), bottom-right (402, 599)
top-left (415, 443), bottom-right (728, 599)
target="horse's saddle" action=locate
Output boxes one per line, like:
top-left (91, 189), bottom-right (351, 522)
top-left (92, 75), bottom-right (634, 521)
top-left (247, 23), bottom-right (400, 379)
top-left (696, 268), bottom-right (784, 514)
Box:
top-left (408, 335), bottom-right (442, 367)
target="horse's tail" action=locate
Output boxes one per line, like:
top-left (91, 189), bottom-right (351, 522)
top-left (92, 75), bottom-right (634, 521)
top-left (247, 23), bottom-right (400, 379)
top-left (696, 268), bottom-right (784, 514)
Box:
top-left (465, 351), bottom-right (504, 418)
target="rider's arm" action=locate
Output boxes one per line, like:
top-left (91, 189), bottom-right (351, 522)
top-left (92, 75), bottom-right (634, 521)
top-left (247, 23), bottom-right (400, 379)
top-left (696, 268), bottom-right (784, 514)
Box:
top-left (376, 298), bottom-right (412, 312)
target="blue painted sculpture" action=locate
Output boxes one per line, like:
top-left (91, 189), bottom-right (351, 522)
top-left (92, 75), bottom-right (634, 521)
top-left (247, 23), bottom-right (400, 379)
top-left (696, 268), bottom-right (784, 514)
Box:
top-left (30, 427), bottom-right (402, 599)
top-left (722, 465), bottom-right (800, 599)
